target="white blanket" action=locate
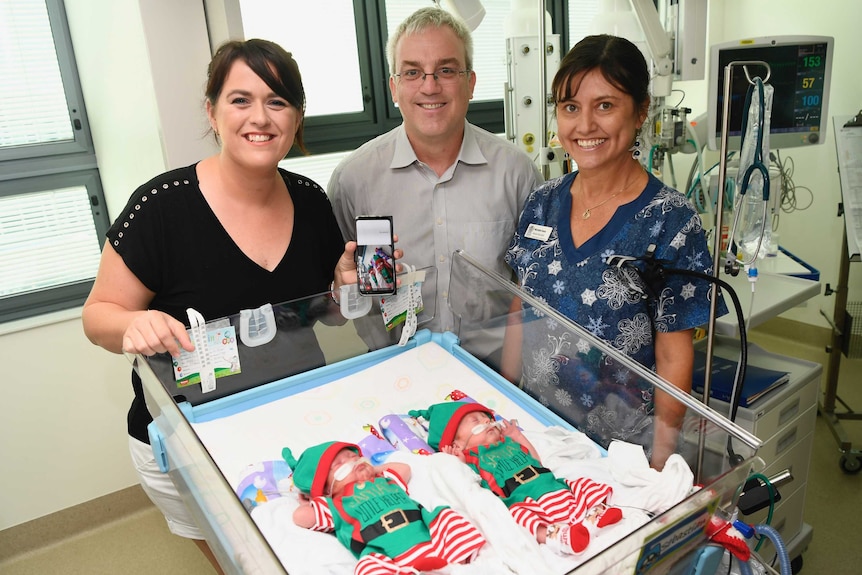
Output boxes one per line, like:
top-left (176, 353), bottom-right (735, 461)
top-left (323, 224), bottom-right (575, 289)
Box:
top-left (247, 427), bottom-right (693, 575)
top-left (190, 342), bottom-right (695, 574)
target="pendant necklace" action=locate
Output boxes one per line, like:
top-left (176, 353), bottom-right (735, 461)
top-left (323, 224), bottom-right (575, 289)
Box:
top-left (578, 171), bottom-right (643, 220)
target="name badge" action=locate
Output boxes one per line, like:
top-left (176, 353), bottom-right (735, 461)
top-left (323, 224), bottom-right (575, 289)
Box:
top-left (525, 224), bottom-right (552, 242)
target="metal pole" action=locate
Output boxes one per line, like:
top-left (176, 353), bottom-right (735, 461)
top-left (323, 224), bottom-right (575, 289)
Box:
top-left (697, 60), bottom-right (770, 483)
top-left (538, 0), bottom-right (549, 179)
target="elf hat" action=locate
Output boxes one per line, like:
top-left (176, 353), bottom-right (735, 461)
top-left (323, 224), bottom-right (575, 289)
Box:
top-left (408, 401), bottom-right (493, 450)
top-left (282, 441), bottom-right (359, 497)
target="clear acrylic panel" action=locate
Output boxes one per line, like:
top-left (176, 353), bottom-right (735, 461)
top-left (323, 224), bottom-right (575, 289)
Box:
top-left (136, 353), bottom-right (287, 575)
top-left (135, 253), bottom-right (763, 574)
top-left (448, 249), bottom-right (761, 484)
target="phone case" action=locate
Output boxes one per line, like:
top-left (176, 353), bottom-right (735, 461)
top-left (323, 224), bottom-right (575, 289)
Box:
top-left (355, 216), bottom-right (396, 295)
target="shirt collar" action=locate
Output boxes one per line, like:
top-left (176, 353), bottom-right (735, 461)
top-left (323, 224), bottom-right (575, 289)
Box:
top-left (390, 121), bottom-right (488, 169)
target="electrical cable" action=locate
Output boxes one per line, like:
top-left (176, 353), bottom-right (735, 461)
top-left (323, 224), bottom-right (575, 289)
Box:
top-left (684, 116), bottom-right (709, 208)
top-left (606, 249), bottom-right (750, 465)
top-left (745, 473), bottom-right (776, 552)
top-left (684, 148), bottom-right (699, 203)
top-left (669, 88), bottom-right (687, 108)
top-left (667, 149), bottom-right (677, 187)
top-left (770, 150), bottom-right (813, 217)
top-left (664, 267), bottom-right (749, 464)
top-left (687, 152), bottom-right (736, 214)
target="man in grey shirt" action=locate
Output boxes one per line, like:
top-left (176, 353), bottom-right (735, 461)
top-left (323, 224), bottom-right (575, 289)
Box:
top-left (328, 6), bottom-right (541, 349)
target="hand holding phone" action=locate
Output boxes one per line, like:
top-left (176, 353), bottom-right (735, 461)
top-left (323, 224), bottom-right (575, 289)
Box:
top-left (355, 216), bottom-right (396, 295)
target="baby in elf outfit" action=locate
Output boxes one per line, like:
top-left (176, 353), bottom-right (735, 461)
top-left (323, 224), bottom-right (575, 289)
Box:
top-left (408, 402), bottom-right (623, 555)
top-left (283, 441), bottom-right (486, 575)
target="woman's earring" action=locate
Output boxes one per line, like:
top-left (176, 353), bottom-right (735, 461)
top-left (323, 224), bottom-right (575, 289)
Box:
top-left (629, 136), bottom-right (642, 160)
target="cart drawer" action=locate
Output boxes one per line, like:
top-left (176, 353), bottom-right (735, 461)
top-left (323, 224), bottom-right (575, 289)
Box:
top-left (756, 405), bottom-right (816, 486)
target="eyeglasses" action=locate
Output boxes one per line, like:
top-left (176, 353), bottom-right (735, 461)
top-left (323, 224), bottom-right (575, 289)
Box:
top-left (394, 67), bottom-right (470, 84)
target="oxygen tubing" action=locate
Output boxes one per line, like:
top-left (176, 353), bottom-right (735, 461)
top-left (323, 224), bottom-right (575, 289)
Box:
top-left (753, 524), bottom-right (791, 575)
top-left (737, 558), bottom-right (754, 575)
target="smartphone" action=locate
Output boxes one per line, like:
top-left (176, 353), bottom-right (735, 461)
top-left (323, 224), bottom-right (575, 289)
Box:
top-left (355, 216), bottom-right (396, 295)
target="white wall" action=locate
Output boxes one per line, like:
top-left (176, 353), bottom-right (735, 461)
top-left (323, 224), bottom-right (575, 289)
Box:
top-left (0, 314), bottom-right (133, 530)
top-left (704, 0), bottom-right (862, 328)
top-left (0, 0), bottom-right (214, 531)
top-left (1, 0), bottom-right (860, 532)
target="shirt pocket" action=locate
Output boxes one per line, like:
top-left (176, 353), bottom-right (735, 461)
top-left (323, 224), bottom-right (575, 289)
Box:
top-left (461, 219), bottom-right (516, 270)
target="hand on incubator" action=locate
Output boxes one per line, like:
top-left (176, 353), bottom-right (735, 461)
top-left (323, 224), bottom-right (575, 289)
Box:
top-left (121, 310), bottom-right (195, 358)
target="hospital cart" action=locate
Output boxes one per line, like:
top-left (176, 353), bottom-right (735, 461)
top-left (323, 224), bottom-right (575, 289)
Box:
top-left (136, 251), bottom-right (771, 575)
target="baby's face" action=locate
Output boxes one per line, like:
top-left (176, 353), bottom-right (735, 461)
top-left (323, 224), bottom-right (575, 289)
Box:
top-left (327, 448), bottom-right (373, 496)
top-left (454, 411), bottom-right (501, 449)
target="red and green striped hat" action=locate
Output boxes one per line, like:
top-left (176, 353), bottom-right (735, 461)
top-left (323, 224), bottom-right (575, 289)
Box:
top-left (409, 401), bottom-right (493, 450)
top-left (282, 441), bottom-right (359, 497)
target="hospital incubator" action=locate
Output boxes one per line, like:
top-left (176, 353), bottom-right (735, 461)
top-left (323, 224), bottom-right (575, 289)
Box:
top-left (134, 250), bottom-right (797, 575)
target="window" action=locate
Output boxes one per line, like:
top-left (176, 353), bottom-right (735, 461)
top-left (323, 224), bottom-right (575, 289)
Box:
top-left (211, 0), bottom-right (601, 185)
top-left (566, 0), bottom-right (602, 48)
top-left (222, 0), bottom-right (517, 157)
top-left (382, 0), bottom-right (510, 104)
top-left (0, 0), bottom-right (109, 323)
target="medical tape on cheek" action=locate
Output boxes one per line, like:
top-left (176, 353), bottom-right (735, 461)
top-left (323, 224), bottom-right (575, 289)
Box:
top-left (470, 421), bottom-right (501, 436)
top-left (333, 457), bottom-right (370, 482)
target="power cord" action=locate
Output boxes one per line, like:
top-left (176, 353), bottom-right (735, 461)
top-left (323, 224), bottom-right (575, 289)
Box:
top-left (606, 245), bottom-right (749, 465)
top-left (737, 472), bottom-right (777, 553)
top-left (770, 150), bottom-right (813, 218)
top-left (685, 151), bottom-right (736, 215)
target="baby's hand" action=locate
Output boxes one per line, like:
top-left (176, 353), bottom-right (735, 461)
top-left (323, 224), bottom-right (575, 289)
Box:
top-left (500, 418), bottom-right (524, 440)
top-left (441, 445), bottom-right (466, 462)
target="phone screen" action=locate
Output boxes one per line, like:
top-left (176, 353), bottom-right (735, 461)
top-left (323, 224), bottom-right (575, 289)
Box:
top-left (355, 216), bottom-right (396, 295)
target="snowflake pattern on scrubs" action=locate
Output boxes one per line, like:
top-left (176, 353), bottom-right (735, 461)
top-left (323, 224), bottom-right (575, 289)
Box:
top-left (505, 172), bottom-right (724, 448)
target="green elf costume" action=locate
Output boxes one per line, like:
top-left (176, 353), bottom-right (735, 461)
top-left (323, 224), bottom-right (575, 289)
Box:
top-left (409, 401), bottom-right (623, 555)
top-left (283, 441), bottom-right (485, 575)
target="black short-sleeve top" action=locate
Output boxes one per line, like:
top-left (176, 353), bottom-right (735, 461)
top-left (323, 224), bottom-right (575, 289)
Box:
top-left (107, 164), bottom-right (344, 441)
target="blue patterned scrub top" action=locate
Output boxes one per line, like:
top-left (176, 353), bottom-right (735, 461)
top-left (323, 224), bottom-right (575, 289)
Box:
top-left (505, 172), bottom-right (725, 446)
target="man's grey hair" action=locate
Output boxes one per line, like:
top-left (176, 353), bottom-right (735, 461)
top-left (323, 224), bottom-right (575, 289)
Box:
top-left (386, 6), bottom-right (474, 76)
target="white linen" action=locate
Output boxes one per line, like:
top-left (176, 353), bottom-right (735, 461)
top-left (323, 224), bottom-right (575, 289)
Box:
top-left (190, 342), bottom-right (695, 574)
top-left (240, 428), bottom-right (693, 575)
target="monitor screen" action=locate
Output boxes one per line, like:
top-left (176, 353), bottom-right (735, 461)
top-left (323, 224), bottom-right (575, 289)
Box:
top-left (706, 35), bottom-right (833, 151)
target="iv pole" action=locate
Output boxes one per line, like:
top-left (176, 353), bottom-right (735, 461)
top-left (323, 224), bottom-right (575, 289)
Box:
top-left (697, 60), bottom-right (771, 480)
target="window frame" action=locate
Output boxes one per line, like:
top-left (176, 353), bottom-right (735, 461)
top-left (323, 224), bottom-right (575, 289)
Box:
top-left (0, 0), bottom-right (110, 323)
top-left (292, 0), bottom-right (391, 156)
top-left (224, 0), bottom-right (578, 158)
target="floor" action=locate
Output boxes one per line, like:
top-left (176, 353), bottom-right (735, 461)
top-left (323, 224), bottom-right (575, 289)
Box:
top-left (744, 324), bottom-right (862, 574)
top-left (1, 320), bottom-right (860, 575)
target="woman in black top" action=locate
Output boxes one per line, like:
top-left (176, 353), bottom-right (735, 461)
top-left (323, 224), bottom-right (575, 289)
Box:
top-left (83, 39), bottom-right (369, 572)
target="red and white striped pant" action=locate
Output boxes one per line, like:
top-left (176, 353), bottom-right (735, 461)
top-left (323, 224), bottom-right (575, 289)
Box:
top-left (508, 476), bottom-right (613, 536)
top-left (354, 507), bottom-right (486, 575)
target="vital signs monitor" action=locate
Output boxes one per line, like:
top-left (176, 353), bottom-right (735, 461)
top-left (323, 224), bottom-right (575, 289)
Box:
top-left (706, 35), bottom-right (834, 151)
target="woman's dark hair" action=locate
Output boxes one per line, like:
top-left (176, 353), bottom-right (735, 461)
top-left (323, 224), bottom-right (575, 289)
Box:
top-left (552, 34), bottom-right (650, 116)
top-left (206, 39), bottom-right (308, 154)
